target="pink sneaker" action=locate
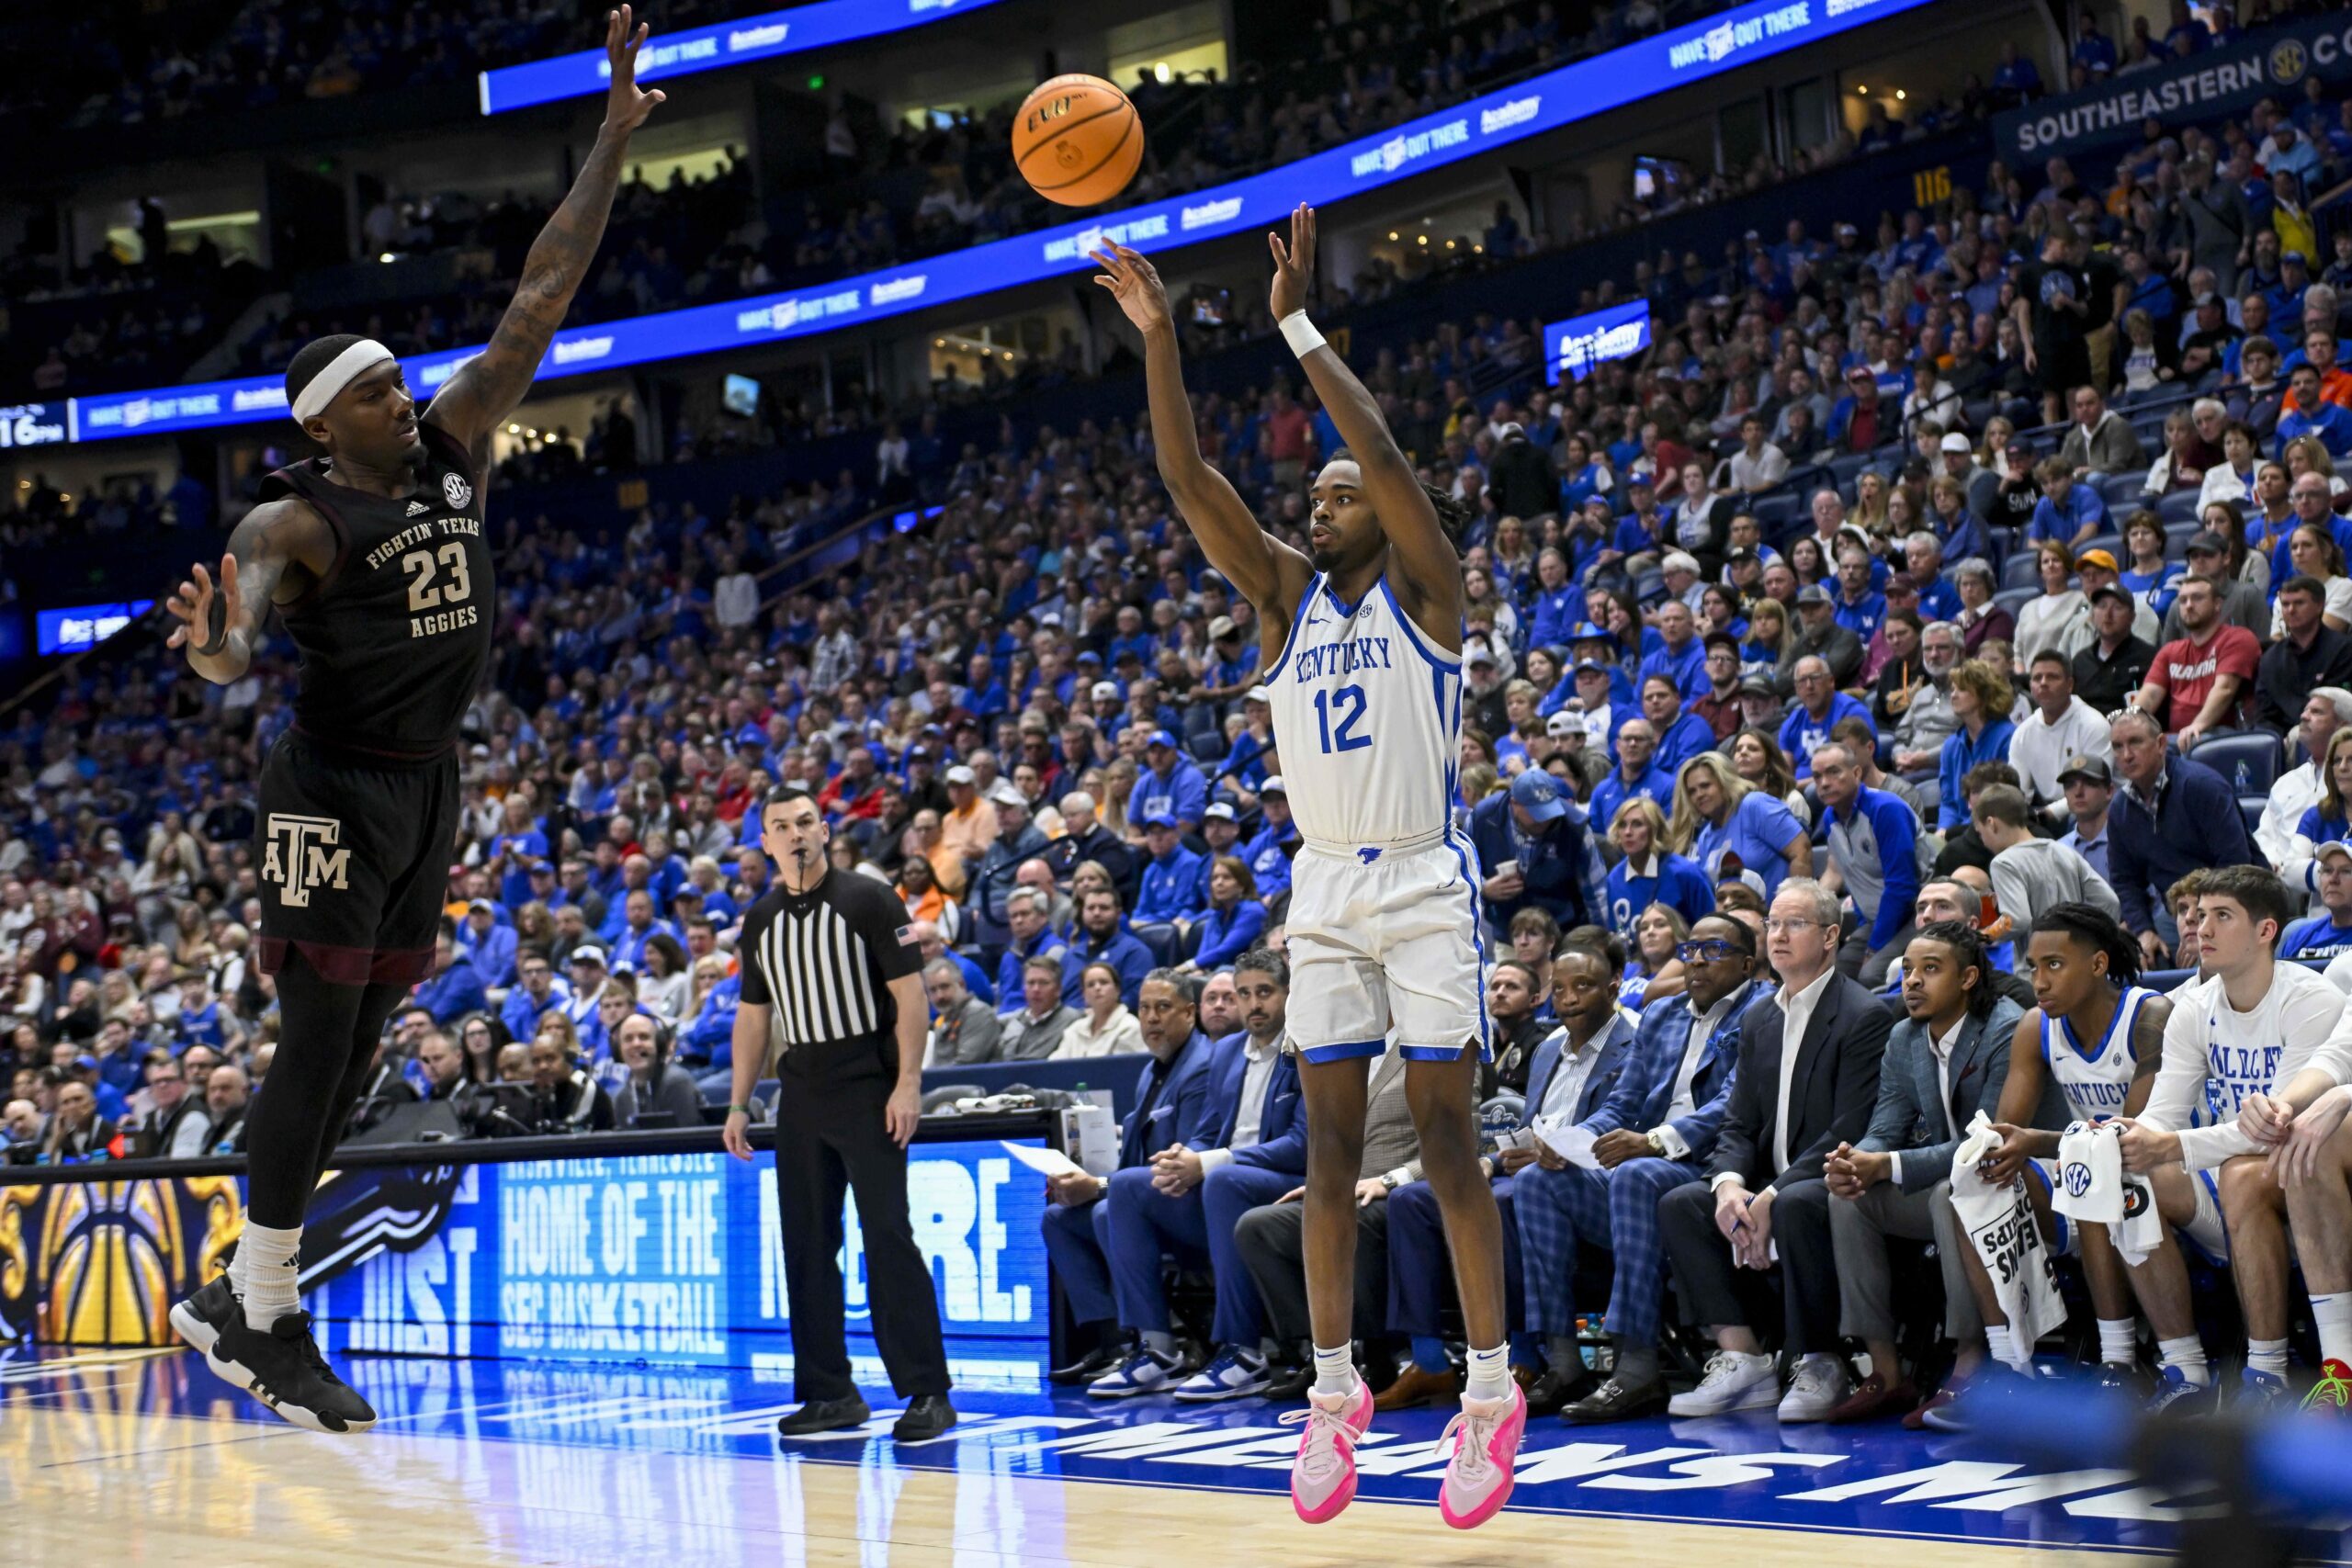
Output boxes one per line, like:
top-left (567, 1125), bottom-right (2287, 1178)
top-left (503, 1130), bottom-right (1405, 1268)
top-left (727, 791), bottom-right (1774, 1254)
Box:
top-left (1436, 1384), bottom-right (1526, 1529)
top-left (1279, 1374), bottom-right (1374, 1523)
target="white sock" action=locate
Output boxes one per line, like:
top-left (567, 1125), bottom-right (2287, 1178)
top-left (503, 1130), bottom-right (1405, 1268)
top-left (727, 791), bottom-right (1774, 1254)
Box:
top-left (2158, 1335), bottom-right (2211, 1386)
top-left (231, 1221), bottom-right (302, 1331)
top-left (2247, 1337), bottom-right (2290, 1379)
top-left (1984, 1325), bottom-right (2031, 1373)
top-left (1312, 1343), bottom-right (1355, 1397)
top-left (1464, 1342), bottom-right (1510, 1403)
top-left (2097, 1317), bottom-right (2137, 1367)
top-left (1141, 1329), bottom-right (1175, 1359)
top-left (2312, 1292), bottom-right (2352, 1368)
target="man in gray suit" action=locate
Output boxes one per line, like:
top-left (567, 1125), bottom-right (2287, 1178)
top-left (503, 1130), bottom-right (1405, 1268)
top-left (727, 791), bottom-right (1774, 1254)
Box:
top-left (1657, 876), bottom-right (1892, 1421)
top-left (1232, 1040), bottom-right (1419, 1397)
top-left (1809, 921), bottom-right (2023, 1423)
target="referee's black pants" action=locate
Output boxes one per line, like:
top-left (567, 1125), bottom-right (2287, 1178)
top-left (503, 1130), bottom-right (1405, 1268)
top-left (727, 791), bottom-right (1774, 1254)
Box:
top-left (774, 1072), bottom-right (952, 1404)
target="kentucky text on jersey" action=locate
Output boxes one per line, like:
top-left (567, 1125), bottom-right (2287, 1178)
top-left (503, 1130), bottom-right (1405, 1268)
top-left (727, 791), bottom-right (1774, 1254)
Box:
top-left (2204, 1039), bottom-right (2284, 1119)
top-left (1288, 635), bottom-right (1396, 682)
top-left (364, 513), bottom-right (481, 572)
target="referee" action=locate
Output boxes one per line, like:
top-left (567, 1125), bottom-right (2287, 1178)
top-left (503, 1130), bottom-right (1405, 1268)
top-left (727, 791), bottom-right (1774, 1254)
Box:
top-left (723, 784), bottom-right (956, 1442)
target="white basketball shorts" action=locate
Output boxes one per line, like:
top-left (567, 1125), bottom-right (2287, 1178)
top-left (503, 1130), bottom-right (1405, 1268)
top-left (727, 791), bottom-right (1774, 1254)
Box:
top-left (1284, 829), bottom-right (1490, 1065)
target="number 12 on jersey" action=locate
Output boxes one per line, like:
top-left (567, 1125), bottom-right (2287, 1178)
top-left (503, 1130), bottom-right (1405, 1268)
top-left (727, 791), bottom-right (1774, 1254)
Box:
top-left (1314, 683), bottom-right (1372, 753)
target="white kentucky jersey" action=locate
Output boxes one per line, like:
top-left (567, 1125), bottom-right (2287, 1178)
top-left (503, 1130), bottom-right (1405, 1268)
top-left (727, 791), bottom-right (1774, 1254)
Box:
top-left (2042, 985), bottom-right (2157, 1121)
top-left (1261, 571), bottom-right (1460, 850)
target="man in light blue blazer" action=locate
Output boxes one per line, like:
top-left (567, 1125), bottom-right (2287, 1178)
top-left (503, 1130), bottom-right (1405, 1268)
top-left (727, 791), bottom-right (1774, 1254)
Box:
top-left (1810, 919), bottom-right (2025, 1423)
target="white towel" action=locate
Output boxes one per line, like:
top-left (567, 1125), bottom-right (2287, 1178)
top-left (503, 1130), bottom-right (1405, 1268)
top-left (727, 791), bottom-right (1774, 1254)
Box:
top-left (1949, 1111), bottom-right (2069, 1345)
top-left (2053, 1119), bottom-right (2164, 1267)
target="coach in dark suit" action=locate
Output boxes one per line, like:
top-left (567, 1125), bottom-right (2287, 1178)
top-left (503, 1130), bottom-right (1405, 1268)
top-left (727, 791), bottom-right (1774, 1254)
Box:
top-left (1657, 876), bottom-right (1891, 1420)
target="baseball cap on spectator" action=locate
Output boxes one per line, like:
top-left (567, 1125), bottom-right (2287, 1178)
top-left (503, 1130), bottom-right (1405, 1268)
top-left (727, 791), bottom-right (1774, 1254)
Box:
top-left (1245, 684), bottom-right (1272, 704)
top-left (1146, 728), bottom-right (1178, 750)
top-left (1845, 365), bottom-right (1873, 383)
top-left (1091, 680), bottom-right (1120, 701)
top-left (1794, 583), bottom-right (1834, 607)
top-left (1075, 649), bottom-right (1102, 665)
top-left (466, 898), bottom-right (494, 916)
top-left (1545, 711), bottom-right (1581, 738)
top-left (2287, 251), bottom-right (2310, 267)
top-left (1508, 770), bottom-right (1569, 822)
top-left (1261, 775), bottom-right (1287, 796)
top-left (1567, 621), bottom-right (1611, 642)
top-left (1203, 802), bottom-right (1238, 823)
top-left (1575, 657), bottom-right (1611, 675)
top-left (1726, 545), bottom-right (1757, 563)
top-left (988, 780), bottom-right (1026, 809)
top-left (1496, 422), bottom-right (1526, 442)
top-left (1115, 648), bottom-right (1144, 666)
top-left (1140, 810), bottom-right (1179, 830)
top-left (1884, 571), bottom-right (1918, 597)
top-left (611, 959), bottom-right (637, 978)
top-left (72, 1054), bottom-right (97, 1073)
top-left (2057, 754), bottom-right (2113, 787)
top-left (2184, 532), bottom-right (2227, 558)
top-left (1939, 432), bottom-right (1973, 454)
top-left (1468, 644), bottom-right (1498, 667)
top-left (570, 945), bottom-right (606, 968)
top-left (944, 764), bottom-right (977, 785)
top-left (529, 863), bottom-right (556, 878)
top-left (1039, 611), bottom-right (1063, 626)
top-left (2077, 547), bottom-right (2120, 572)
top-left (1737, 674), bottom-right (1779, 697)
top-left (1209, 615), bottom-right (1238, 639)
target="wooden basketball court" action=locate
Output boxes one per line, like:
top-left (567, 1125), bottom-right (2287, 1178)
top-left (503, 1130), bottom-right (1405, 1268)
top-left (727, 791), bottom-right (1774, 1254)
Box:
top-left (5, 1340), bottom-right (2264, 1565)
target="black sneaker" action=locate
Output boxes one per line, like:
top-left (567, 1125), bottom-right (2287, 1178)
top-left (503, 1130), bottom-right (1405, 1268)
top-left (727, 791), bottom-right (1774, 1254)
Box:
top-left (777, 1394), bottom-right (873, 1436)
top-left (1046, 1342), bottom-right (1124, 1386)
top-left (205, 1310), bottom-right (377, 1434)
top-left (168, 1271), bottom-right (241, 1359)
top-left (892, 1393), bottom-right (958, 1443)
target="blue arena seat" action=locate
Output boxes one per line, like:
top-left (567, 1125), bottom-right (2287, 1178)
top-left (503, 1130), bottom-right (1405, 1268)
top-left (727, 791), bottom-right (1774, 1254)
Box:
top-left (2156, 489), bottom-right (2205, 525)
top-left (2188, 728), bottom-right (2285, 796)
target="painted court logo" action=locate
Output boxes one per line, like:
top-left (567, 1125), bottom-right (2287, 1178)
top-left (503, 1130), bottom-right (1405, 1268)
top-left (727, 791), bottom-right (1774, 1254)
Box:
top-left (264, 813), bottom-right (351, 908)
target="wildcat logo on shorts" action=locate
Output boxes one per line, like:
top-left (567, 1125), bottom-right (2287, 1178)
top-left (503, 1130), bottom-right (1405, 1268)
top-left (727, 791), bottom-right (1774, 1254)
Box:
top-left (263, 813), bottom-right (351, 908)
top-left (443, 472), bottom-right (473, 510)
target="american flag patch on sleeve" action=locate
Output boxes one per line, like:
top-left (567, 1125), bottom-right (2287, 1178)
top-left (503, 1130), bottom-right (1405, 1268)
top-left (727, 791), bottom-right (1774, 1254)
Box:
top-left (895, 924), bottom-right (918, 946)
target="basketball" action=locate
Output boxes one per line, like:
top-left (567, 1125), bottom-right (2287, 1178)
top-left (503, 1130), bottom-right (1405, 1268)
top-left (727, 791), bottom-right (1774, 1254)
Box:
top-left (1012, 73), bottom-right (1144, 208)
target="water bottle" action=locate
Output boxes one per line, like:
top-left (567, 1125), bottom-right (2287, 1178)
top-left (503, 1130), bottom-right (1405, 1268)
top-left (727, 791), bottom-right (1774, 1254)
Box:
top-left (2235, 761), bottom-right (2251, 794)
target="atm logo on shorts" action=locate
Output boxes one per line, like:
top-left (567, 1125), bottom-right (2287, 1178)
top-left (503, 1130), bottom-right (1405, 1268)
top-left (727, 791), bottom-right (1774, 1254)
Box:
top-left (264, 813), bottom-right (351, 908)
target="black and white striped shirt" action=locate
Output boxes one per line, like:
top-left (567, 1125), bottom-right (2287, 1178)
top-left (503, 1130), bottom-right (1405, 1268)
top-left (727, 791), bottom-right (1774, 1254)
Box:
top-left (738, 870), bottom-right (922, 1080)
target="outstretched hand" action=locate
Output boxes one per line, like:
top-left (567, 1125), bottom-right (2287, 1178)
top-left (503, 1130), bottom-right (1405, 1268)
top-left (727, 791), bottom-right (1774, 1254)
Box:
top-left (1269, 203), bottom-right (1316, 321)
top-left (1090, 243), bottom-right (1171, 333)
top-left (164, 556), bottom-right (241, 657)
top-left (603, 6), bottom-right (667, 133)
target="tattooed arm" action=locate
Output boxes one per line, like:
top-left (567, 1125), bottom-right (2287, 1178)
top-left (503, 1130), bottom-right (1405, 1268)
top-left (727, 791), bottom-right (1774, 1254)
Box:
top-left (424, 6), bottom-right (666, 468)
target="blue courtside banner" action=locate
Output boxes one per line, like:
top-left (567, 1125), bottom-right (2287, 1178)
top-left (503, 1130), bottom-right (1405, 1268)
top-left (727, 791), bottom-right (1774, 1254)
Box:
top-left (1991, 13), bottom-right (2352, 161)
top-left (1544, 300), bottom-right (1654, 381)
top-left (0, 1139), bottom-right (1050, 1364)
top-left (478, 0), bottom-right (1008, 116)
top-left (56, 0), bottom-right (1946, 444)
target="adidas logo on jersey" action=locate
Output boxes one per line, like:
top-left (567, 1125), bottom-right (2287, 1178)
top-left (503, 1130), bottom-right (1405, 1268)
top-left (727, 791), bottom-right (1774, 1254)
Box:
top-left (406, 500), bottom-right (430, 515)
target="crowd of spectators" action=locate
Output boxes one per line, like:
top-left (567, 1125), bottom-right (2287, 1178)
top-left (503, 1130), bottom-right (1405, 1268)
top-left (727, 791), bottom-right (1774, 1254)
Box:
top-left (6, 0), bottom-right (2015, 401)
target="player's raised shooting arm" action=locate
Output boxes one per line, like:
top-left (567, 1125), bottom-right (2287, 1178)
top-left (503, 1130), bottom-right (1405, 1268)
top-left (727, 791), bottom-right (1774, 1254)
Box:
top-left (426, 6), bottom-right (665, 466)
top-left (1269, 206), bottom-right (1461, 629)
top-left (162, 499), bottom-right (332, 686)
top-left (1093, 243), bottom-right (1308, 615)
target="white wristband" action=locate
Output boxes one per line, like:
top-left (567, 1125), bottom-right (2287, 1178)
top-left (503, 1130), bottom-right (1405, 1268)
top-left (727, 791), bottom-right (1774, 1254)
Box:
top-left (1279, 311), bottom-right (1326, 359)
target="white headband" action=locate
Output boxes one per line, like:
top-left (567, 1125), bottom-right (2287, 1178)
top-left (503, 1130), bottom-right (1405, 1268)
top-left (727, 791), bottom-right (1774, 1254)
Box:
top-left (291, 338), bottom-right (395, 423)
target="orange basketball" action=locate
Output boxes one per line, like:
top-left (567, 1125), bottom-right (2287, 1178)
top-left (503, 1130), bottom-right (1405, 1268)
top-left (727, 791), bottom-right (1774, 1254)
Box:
top-left (1012, 73), bottom-right (1144, 208)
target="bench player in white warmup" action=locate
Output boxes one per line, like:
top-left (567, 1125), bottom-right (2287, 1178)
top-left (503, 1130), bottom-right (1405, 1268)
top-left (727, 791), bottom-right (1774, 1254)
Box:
top-left (1092, 205), bottom-right (1523, 1529)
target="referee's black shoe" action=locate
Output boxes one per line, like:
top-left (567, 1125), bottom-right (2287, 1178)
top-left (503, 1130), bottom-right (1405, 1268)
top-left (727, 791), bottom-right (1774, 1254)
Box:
top-left (777, 1394), bottom-right (871, 1437)
top-left (892, 1394), bottom-right (957, 1444)
top-left (198, 1307), bottom-right (378, 1435)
